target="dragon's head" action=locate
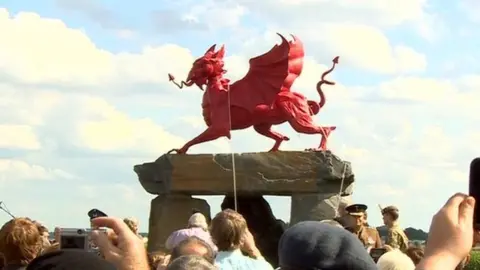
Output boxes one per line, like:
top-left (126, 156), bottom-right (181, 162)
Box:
top-left (186, 44), bottom-right (226, 89)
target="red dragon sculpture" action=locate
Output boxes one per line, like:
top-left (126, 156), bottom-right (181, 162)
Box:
top-left (167, 33), bottom-right (339, 154)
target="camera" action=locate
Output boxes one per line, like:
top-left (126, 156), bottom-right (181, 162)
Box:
top-left (59, 228), bottom-right (105, 251)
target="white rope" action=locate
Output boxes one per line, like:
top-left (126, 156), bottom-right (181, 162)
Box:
top-left (335, 159), bottom-right (348, 217)
top-left (226, 83), bottom-right (238, 211)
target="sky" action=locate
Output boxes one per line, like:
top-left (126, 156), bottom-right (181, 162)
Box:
top-left (1, 0), bottom-right (480, 232)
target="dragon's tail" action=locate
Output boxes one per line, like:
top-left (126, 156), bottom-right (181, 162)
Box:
top-left (315, 56), bottom-right (339, 111)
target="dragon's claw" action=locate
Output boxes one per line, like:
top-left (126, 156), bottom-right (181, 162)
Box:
top-left (304, 147), bottom-right (329, 152)
top-left (167, 148), bottom-right (187, 154)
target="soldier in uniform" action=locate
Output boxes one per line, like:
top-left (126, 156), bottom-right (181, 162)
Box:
top-left (381, 205), bottom-right (409, 252)
top-left (345, 204), bottom-right (382, 251)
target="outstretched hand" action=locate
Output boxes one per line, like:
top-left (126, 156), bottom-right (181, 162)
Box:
top-left (419, 193), bottom-right (477, 269)
top-left (91, 217), bottom-right (149, 270)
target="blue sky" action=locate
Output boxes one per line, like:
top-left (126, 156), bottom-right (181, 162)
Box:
top-left (1, 0), bottom-right (480, 232)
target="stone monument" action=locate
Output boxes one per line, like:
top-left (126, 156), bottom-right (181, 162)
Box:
top-left (134, 151), bottom-right (354, 267)
top-left (134, 34), bottom-right (355, 267)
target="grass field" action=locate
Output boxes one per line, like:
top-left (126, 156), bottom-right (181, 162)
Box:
top-left (466, 250), bottom-right (480, 270)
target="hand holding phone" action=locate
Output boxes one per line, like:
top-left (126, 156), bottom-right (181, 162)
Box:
top-left (469, 158), bottom-right (480, 229)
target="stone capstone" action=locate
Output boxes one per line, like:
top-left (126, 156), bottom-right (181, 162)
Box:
top-left (134, 151), bottom-right (354, 196)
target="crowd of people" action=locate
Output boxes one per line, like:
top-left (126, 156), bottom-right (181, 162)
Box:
top-left (0, 192), bottom-right (477, 269)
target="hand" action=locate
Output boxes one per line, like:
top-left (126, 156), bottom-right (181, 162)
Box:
top-left (91, 217), bottom-right (150, 270)
top-left (240, 229), bottom-right (261, 258)
top-left (419, 193), bottom-right (476, 269)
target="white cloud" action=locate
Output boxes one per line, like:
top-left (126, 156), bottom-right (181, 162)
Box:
top-left (0, 125), bottom-right (41, 150)
top-left (309, 24), bottom-right (427, 74)
top-left (0, 159), bottom-right (74, 182)
top-left (166, 0), bottom-right (431, 74)
top-left (74, 97), bottom-right (185, 155)
top-left (378, 77), bottom-right (457, 102)
top-left (394, 46), bottom-right (427, 73)
top-left (0, 8), bottom-right (194, 87)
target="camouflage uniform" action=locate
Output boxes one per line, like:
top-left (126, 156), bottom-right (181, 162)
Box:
top-left (382, 206), bottom-right (409, 252)
top-left (346, 204), bottom-right (383, 251)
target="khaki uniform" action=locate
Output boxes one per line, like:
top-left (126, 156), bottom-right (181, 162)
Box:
top-left (381, 205), bottom-right (409, 252)
top-left (345, 204), bottom-right (383, 250)
top-left (385, 224), bottom-right (409, 252)
top-left (353, 226), bottom-right (382, 250)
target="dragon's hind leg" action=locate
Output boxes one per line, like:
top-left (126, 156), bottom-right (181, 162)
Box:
top-left (253, 124), bottom-right (289, 152)
top-left (287, 119), bottom-right (336, 151)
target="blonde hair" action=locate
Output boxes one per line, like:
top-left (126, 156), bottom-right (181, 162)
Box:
top-left (377, 250), bottom-right (415, 270)
top-left (123, 218), bottom-right (138, 233)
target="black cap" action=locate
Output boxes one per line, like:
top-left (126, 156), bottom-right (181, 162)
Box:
top-left (27, 249), bottom-right (115, 270)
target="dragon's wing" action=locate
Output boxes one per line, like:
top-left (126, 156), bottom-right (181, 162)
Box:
top-left (230, 34), bottom-right (305, 113)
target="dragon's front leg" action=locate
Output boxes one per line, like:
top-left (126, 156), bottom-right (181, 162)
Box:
top-left (168, 125), bottom-right (231, 154)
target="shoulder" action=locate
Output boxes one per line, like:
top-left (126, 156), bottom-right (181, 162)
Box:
top-left (250, 258), bottom-right (274, 270)
top-left (389, 227), bottom-right (404, 235)
top-left (215, 255), bottom-right (273, 270)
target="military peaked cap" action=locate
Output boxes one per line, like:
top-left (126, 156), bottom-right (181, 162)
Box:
top-left (345, 204), bottom-right (368, 216)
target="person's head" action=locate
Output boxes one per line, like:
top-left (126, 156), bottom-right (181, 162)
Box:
top-left (278, 221), bottom-right (377, 270)
top-left (147, 251), bottom-right (167, 270)
top-left (33, 222), bottom-right (49, 239)
top-left (377, 250), bottom-right (415, 270)
top-left (33, 222), bottom-right (51, 251)
top-left (170, 236), bottom-right (215, 264)
top-left (188, 213), bottom-right (208, 230)
top-left (0, 217), bottom-right (43, 265)
top-left (123, 218), bottom-right (138, 234)
top-left (166, 255), bottom-right (216, 270)
top-left (209, 209), bottom-right (247, 251)
top-left (405, 246), bottom-right (424, 265)
top-left (345, 204), bottom-right (368, 228)
top-left (382, 206), bottom-right (400, 226)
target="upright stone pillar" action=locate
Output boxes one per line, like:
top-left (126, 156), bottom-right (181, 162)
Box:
top-left (290, 190), bottom-right (353, 225)
top-left (147, 194), bottom-right (210, 252)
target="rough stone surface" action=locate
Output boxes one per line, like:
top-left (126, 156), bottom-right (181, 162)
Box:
top-left (134, 151), bottom-right (354, 196)
top-left (290, 191), bottom-right (353, 226)
top-left (221, 195), bottom-right (285, 268)
top-left (147, 195), bottom-right (210, 252)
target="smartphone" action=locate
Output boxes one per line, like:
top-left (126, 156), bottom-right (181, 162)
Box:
top-left (87, 209), bottom-right (108, 220)
top-left (469, 158), bottom-right (480, 229)
top-left (370, 248), bottom-right (387, 262)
